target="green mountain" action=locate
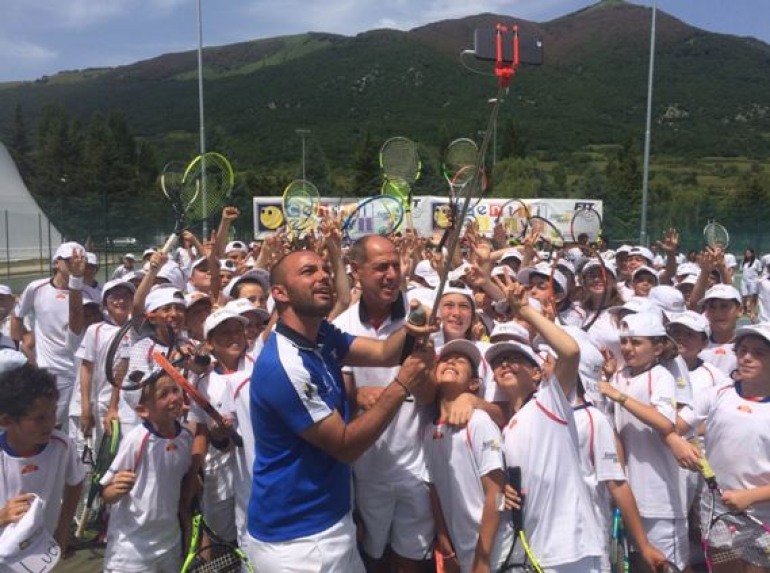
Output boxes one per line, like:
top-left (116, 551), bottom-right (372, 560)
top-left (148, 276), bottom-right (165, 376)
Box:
top-left (1, 0), bottom-right (769, 169)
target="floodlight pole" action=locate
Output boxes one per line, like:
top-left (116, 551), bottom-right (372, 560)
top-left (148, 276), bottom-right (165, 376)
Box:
top-left (196, 0), bottom-right (208, 236)
top-left (640, 0), bottom-right (657, 247)
top-left (296, 129), bottom-right (310, 180)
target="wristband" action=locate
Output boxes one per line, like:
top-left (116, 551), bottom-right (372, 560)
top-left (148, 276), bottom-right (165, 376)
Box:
top-left (68, 275), bottom-right (84, 290)
top-left (393, 377), bottom-right (411, 397)
top-left (617, 392), bottom-right (628, 405)
top-left (440, 552), bottom-right (456, 559)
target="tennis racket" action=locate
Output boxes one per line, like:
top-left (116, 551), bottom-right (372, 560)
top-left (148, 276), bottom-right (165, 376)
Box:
top-left (74, 419), bottom-right (120, 544)
top-left (161, 152), bottom-right (234, 254)
top-left (610, 507), bottom-right (630, 573)
top-left (341, 195), bottom-right (405, 243)
top-left (181, 504), bottom-right (253, 573)
top-left (380, 136), bottom-right (421, 230)
top-left (570, 207), bottom-right (603, 244)
top-left (443, 138), bottom-right (479, 201)
top-left (451, 164), bottom-right (488, 209)
top-left (703, 220), bottom-right (730, 250)
top-left (153, 352), bottom-right (244, 448)
top-left (282, 179), bottom-right (320, 238)
top-left (499, 466), bottom-right (542, 572)
top-left (690, 439), bottom-right (770, 572)
top-left (495, 199), bottom-right (531, 244)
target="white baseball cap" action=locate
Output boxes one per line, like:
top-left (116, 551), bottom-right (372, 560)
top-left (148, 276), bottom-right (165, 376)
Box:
top-left (85, 252), bottom-right (99, 266)
top-left (489, 321), bottom-right (530, 344)
top-left (440, 285), bottom-right (476, 312)
top-left (491, 265), bottom-right (517, 280)
top-left (697, 284), bottom-right (742, 309)
top-left (184, 291), bottom-right (213, 309)
top-left (631, 265), bottom-right (659, 283)
top-left (580, 259), bottom-right (617, 279)
top-left (225, 240), bottom-right (248, 254)
top-left (439, 339), bottom-right (482, 373)
top-left (517, 263), bottom-right (568, 295)
top-left (0, 285), bottom-right (12, 296)
top-left (144, 285), bottom-right (185, 314)
top-left (0, 349), bottom-right (27, 374)
top-left (142, 248), bottom-right (156, 258)
top-left (0, 495), bottom-right (60, 572)
top-left (499, 248), bottom-right (523, 263)
top-left (53, 241), bottom-right (84, 261)
top-left (628, 246), bottom-right (654, 263)
top-left (665, 311), bottom-right (710, 336)
top-left (223, 268), bottom-right (271, 300)
top-left (484, 340), bottom-right (540, 369)
top-left (413, 260), bottom-right (440, 288)
top-left (676, 262), bottom-right (700, 277)
top-left (124, 253), bottom-right (136, 261)
top-left (156, 262), bottom-right (186, 291)
top-left (647, 285), bottom-right (686, 317)
top-left (101, 279), bottom-right (135, 304)
top-left (735, 323), bottom-right (770, 346)
top-left (223, 298), bottom-right (270, 321)
top-left (607, 296), bottom-right (658, 316)
top-left (203, 308), bottom-right (249, 339)
top-left (619, 312), bottom-right (669, 338)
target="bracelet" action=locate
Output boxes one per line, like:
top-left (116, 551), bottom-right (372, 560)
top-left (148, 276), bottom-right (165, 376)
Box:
top-left (68, 275), bottom-right (84, 290)
top-left (393, 377), bottom-right (411, 397)
top-left (617, 392), bottom-right (628, 405)
top-left (440, 551), bottom-right (456, 559)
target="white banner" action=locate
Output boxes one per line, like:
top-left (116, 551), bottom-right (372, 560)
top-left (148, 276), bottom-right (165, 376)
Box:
top-left (252, 196), bottom-right (602, 239)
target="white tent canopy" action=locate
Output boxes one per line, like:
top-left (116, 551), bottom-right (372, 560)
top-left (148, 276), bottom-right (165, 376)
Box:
top-left (0, 141), bottom-right (63, 261)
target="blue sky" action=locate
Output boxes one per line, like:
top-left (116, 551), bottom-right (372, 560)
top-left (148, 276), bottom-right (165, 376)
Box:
top-left (1, 0), bottom-right (767, 82)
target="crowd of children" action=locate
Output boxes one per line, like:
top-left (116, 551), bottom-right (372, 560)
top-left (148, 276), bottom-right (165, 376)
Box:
top-left (0, 207), bottom-right (769, 573)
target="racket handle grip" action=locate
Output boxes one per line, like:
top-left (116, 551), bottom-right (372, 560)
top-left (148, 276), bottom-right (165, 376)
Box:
top-left (230, 429), bottom-right (244, 448)
top-left (507, 466), bottom-right (524, 531)
top-left (162, 232), bottom-right (178, 255)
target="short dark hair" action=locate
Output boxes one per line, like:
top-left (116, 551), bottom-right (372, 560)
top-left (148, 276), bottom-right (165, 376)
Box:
top-left (0, 364), bottom-right (59, 418)
top-left (232, 278), bottom-right (265, 299)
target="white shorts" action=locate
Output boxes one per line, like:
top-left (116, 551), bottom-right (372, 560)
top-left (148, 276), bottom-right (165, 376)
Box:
top-left (640, 517), bottom-right (689, 570)
top-left (355, 477), bottom-right (434, 560)
top-left (243, 513), bottom-right (365, 573)
top-left (104, 541), bottom-right (180, 572)
top-left (542, 555), bottom-right (602, 573)
top-left (201, 496), bottom-right (237, 544)
top-left (741, 280), bottom-right (758, 296)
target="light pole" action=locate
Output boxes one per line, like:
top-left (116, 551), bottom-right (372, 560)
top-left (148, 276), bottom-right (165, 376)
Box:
top-left (196, 0), bottom-right (208, 236)
top-left (296, 129), bottom-right (310, 180)
top-left (640, 0), bottom-right (657, 247)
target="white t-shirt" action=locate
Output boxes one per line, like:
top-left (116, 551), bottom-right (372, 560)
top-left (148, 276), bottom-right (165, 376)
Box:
top-left (679, 383), bottom-right (770, 525)
top-left (71, 321), bottom-right (122, 417)
top-left (502, 374), bottom-right (604, 567)
top-left (0, 430), bottom-right (85, 534)
top-left (100, 422), bottom-right (192, 572)
top-left (757, 279), bottom-right (770, 322)
top-left (334, 299), bottom-right (429, 484)
top-left (14, 279), bottom-right (75, 379)
top-left (424, 409), bottom-right (512, 573)
top-left (611, 365), bottom-right (685, 518)
top-left (573, 404), bottom-right (626, 563)
top-left (699, 340), bottom-right (737, 378)
top-left (219, 354), bottom-right (257, 541)
top-left (689, 360), bottom-right (731, 399)
top-left (742, 260), bottom-right (763, 284)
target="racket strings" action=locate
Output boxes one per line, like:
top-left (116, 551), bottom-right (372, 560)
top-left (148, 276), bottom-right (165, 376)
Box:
top-left (188, 545), bottom-right (245, 573)
top-left (381, 138), bottom-right (419, 183)
top-left (444, 139), bottom-right (478, 175)
top-left (182, 153), bottom-right (234, 223)
top-left (707, 516), bottom-right (770, 567)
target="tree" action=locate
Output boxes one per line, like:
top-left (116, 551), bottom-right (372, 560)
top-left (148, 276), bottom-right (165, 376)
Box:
top-left (351, 130), bottom-right (380, 197)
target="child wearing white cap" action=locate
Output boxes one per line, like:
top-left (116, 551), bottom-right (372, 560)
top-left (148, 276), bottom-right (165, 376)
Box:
top-left (566, 326), bottom-right (666, 573)
top-left (100, 372), bottom-right (194, 573)
top-left (598, 312), bottom-right (689, 570)
top-left (674, 323), bottom-right (770, 563)
top-left (189, 309), bottom-right (250, 545)
top-left (490, 278), bottom-right (605, 572)
top-left (423, 338), bottom-right (513, 573)
top-left (697, 284), bottom-right (743, 377)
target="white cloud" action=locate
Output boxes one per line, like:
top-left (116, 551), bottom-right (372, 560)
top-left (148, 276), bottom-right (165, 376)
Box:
top-left (0, 37), bottom-right (57, 65)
